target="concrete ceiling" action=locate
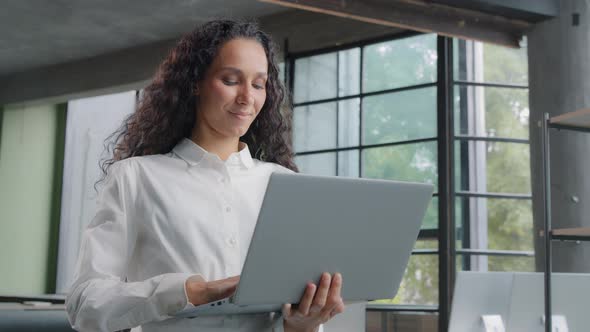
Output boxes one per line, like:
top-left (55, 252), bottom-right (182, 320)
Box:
top-left (0, 0), bottom-right (289, 76)
top-left (2, 0), bottom-right (554, 104)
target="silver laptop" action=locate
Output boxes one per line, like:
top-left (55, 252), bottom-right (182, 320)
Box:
top-left (174, 173), bottom-right (433, 318)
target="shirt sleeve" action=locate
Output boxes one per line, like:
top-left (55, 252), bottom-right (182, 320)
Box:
top-left (65, 161), bottom-right (193, 332)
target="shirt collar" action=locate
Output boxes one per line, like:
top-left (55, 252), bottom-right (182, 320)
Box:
top-left (235, 141), bottom-right (255, 169)
top-left (172, 138), bottom-right (254, 169)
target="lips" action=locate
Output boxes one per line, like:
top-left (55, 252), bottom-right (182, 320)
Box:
top-left (229, 111), bottom-right (253, 119)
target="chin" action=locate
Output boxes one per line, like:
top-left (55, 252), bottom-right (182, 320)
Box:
top-left (237, 130), bottom-right (250, 138)
top-left (225, 127), bottom-right (249, 138)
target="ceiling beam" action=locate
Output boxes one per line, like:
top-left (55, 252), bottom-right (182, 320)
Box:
top-left (259, 0), bottom-right (532, 47)
top-left (0, 39), bottom-right (176, 106)
top-left (433, 0), bottom-right (558, 22)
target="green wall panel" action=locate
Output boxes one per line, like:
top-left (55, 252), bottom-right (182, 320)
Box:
top-left (0, 103), bottom-right (63, 295)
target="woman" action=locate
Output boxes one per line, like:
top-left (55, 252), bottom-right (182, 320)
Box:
top-left (66, 20), bottom-right (345, 332)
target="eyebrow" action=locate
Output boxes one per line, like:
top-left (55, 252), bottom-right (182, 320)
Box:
top-left (219, 66), bottom-right (267, 77)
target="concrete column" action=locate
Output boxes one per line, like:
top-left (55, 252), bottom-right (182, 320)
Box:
top-left (528, 0), bottom-right (590, 272)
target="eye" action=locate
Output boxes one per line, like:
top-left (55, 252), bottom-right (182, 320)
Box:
top-left (222, 78), bottom-right (238, 86)
top-left (253, 80), bottom-right (267, 90)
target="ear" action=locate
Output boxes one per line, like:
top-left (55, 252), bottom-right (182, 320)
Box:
top-left (194, 84), bottom-right (200, 96)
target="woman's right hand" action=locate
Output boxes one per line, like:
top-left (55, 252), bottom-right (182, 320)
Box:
top-left (185, 275), bottom-right (240, 306)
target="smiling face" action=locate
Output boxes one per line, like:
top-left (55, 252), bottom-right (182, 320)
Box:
top-left (194, 38), bottom-right (268, 141)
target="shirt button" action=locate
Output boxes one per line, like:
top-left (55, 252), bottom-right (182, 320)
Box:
top-left (225, 206), bottom-right (231, 213)
top-left (220, 177), bottom-right (225, 183)
top-left (228, 237), bottom-right (237, 247)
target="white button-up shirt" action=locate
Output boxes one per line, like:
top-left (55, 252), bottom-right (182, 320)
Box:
top-left (66, 138), bottom-right (293, 332)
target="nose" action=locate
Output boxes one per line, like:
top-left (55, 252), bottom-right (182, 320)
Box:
top-left (236, 85), bottom-right (254, 106)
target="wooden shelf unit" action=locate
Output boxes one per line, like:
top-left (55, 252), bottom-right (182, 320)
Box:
top-left (549, 108), bottom-right (590, 132)
top-left (542, 109), bottom-right (590, 332)
top-left (551, 227), bottom-right (590, 241)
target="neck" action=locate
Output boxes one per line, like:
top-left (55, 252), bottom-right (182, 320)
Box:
top-left (190, 128), bottom-right (240, 161)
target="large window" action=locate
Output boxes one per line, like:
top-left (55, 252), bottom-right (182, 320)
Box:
top-left (289, 34), bottom-right (531, 331)
top-left (289, 33), bottom-right (440, 307)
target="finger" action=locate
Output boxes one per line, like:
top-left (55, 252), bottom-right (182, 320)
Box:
top-left (185, 276), bottom-right (208, 305)
top-left (218, 275), bottom-right (240, 290)
top-left (327, 273), bottom-right (343, 304)
top-left (218, 281), bottom-right (238, 299)
top-left (224, 275), bottom-right (240, 285)
top-left (282, 303), bottom-right (292, 319)
top-left (328, 303), bottom-right (345, 319)
top-left (297, 282), bottom-right (317, 316)
top-left (219, 278), bottom-right (238, 291)
top-left (206, 277), bottom-right (240, 302)
top-left (320, 273), bottom-right (343, 317)
top-left (320, 301), bottom-right (345, 323)
top-left (310, 273), bottom-right (331, 313)
top-left (335, 303), bottom-right (345, 315)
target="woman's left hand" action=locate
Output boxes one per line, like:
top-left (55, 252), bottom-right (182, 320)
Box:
top-left (283, 272), bottom-right (345, 332)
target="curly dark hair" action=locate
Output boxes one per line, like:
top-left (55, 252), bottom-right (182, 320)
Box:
top-left (99, 19), bottom-right (297, 180)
